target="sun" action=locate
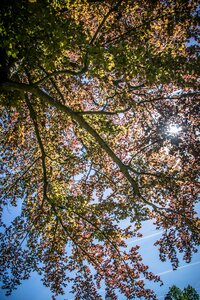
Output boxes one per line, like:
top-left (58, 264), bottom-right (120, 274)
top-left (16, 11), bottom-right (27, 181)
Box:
top-left (168, 124), bottom-right (182, 135)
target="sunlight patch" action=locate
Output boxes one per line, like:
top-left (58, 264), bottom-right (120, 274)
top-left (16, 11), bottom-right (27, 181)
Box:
top-left (168, 124), bottom-right (182, 135)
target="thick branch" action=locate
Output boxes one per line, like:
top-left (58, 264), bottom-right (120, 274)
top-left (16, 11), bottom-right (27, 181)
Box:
top-left (24, 95), bottom-right (48, 200)
top-left (1, 82), bottom-right (140, 195)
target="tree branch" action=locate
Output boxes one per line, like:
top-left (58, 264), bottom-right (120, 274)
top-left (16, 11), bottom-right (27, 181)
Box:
top-left (55, 212), bottom-right (100, 268)
top-left (102, 10), bottom-right (183, 46)
top-left (39, 66), bottom-right (66, 104)
top-left (3, 156), bottom-right (40, 197)
top-left (58, 205), bottom-right (137, 285)
top-left (76, 106), bottom-right (131, 115)
top-left (33, 1), bottom-right (123, 86)
top-left (24, 94), bottom-right (48, 201)
top-left (89, 0), bottom-right (123, 45)
top-left (137, 91), bottom-right (200, 105)
top-left (33, 66), bottom-right (87, 86)
top-left (1, 82), bottom-right (140, 196)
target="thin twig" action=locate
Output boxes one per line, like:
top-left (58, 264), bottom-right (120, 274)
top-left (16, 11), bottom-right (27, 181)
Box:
top-left (89, 0), bottom-right (123, 45)
top-left (76, 106), bottom-right (131, 116)
top-left (3, 156), bottom-right (40, 196)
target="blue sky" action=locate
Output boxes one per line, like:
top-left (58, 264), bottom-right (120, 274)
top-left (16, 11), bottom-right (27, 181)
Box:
top-left (0, 218), bottom-right (199, 300)
top-left (1, 148), bottom-right (199, 299)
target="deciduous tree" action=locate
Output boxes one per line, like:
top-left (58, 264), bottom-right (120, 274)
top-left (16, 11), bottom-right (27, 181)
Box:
top-left (0, 0), bottom-right (199, 299)
top-left (166, 285), bottom-right (199, 300)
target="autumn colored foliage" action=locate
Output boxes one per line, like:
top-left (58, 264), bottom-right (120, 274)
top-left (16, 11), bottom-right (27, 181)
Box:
top-left (0, 0), bottom-right (199, 299)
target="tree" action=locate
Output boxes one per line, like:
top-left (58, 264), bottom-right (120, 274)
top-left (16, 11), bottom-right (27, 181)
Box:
top-left (166, 285), bottom-right (199, 300)
top-left (0, 0), bottom-right (199, 299)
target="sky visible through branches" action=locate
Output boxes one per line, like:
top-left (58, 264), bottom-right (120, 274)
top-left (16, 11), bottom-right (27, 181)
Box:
top-left (0, 0), bottom-right (199, 299)
top-left (0, 202), bottom-right (199, 299)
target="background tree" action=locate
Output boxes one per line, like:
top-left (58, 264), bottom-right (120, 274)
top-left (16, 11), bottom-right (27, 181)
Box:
top-left (166, 285), bottom-right (199, 300)
top-left (0, 0), bottom-right (199, 299)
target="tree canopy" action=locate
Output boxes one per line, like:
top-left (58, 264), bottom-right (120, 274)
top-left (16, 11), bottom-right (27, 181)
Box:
top-left (166, 285), bottom-right (199, 300)
top-left (0, 0), bottom-right (199, 299)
